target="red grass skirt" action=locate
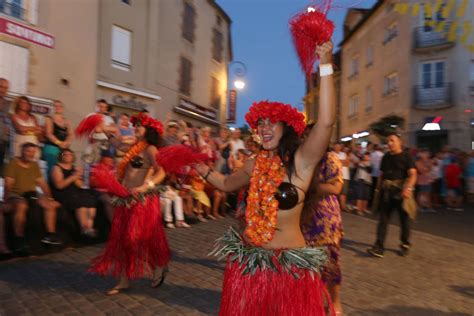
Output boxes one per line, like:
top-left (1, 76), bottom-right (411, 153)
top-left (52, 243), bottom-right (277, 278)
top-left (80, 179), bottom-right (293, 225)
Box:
top-left (89, 195), bottom-right (170, 279)
top-left (219, 259), bottom-right (333, 316)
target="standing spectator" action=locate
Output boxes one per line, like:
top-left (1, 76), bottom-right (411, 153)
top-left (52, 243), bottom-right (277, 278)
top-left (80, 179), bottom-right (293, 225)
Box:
top-left (332, 142), bottom-right (350, 211)
top-left (161, 180), bottom-right (191, 229)
top-left (466, 150), bottom-right (474, 204)
top-left (354, 152), bottom-right (372, 215)
top-left (229, 128), bottom-right (245, 159)
top-left (11, 96), bottom-right (42, 160)
top-left (415, 151), bottom-right (434, 212)
top-left (198, 126), bottom-right (216, 160)
top-left (445, 157), bottom-right (464, 211)
top-left (367, 133), bottom-right (417, 258)
top-left (214, 127), bottom-right (232, 175)
top-left (115, 113), bottom-right (136, 161)
top-left (369, 144), bottom-right (384, 205)
top-left (42, 100), bottom-right (73, 175)
top-left (430, 152), bottom-right (443, 208)
top-left (163, 120), bottom-right (180, 146)
top-left (50, 149), bottom-right (98, 237)
top-left (4, 143), bottom-right (62, 253)
top-left (0, 78), bottom-right (11, 172)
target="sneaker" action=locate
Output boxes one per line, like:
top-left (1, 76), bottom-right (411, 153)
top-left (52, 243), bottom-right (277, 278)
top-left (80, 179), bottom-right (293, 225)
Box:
top-left (41, 233), bottom-right (63, 245)
top-left (166, 222), bottom-right (176, 229)
top-left (197, 215), bottom-right (208, 223)
top-left (207, 215), bottom-right (217, 220)
top-left (82, 229), bottom-right (98, 238)
top-left (367, 246), bottom-right (384, 258)
top-left (176, 221), bottom-right (191, 228)
top-left (399, 244), bottom-right (410, 257)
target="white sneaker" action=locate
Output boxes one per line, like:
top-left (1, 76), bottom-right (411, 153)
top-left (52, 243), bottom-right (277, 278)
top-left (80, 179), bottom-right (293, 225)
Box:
top-left (197, 215), bottom-right (208, 223)
top-left (166, 223), bottom-right (176, 229)
top-left (176, 222), bottom-right (191, 228)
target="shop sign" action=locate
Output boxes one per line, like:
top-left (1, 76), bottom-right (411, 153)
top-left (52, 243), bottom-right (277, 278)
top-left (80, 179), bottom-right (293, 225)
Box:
top-left (0, 17), bottom-right (55, 48)
top-left (112, 95), bottom-right (150, 111)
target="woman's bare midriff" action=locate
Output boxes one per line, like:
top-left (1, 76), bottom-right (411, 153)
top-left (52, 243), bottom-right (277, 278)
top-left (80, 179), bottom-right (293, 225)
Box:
top-left (121, 153), bottom-right (150, 189)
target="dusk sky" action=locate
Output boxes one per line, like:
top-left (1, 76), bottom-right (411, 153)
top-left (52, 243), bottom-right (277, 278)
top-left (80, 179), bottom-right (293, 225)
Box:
top-left (216, 0), bottom-right (377, 127)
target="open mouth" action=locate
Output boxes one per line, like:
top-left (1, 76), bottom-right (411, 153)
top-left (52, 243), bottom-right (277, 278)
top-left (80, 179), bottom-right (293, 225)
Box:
top-left (262, 134), bottom-right (273, 143)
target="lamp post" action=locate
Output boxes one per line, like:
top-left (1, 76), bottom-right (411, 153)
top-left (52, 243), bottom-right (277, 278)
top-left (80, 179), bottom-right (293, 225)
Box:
top-left (227, 61), bottom-right (247, 124)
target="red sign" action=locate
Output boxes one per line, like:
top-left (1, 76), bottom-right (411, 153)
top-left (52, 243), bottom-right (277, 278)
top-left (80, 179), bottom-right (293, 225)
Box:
top-left (227, 89), bottom-right (237, 123)
top-left (0, 17), bottom-right (55, 48)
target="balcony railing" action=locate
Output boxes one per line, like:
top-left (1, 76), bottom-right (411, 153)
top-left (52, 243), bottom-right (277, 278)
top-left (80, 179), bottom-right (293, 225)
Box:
top-left (0, 1), bottom-right (25, 20)
top-left (413, 83), bottom-right (453, 109)
top-left (413, 23), bottom-right (455, 52)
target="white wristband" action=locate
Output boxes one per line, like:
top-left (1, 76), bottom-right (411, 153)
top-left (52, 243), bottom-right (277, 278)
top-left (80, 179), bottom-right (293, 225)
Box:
top-left (319, 63), bottom-right (334, 77)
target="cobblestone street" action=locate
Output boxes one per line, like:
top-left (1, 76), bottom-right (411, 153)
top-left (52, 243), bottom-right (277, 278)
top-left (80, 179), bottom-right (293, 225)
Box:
top-left (0, 211), bottom-right (473, 316)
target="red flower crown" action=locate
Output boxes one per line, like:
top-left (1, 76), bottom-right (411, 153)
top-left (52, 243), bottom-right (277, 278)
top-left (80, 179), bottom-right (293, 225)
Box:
top-left (245, 101), bottom-right (306, 136)
top-left (130, 112), bottom-right (164, 135)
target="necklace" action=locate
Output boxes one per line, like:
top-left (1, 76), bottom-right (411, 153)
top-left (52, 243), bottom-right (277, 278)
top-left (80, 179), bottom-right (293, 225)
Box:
top-left (244, 150), bottom-right (285, 246)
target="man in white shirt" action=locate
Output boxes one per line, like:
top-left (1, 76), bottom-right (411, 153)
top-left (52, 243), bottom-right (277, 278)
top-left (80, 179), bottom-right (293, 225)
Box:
top-left (333, 142), bottom-right (350, 211)
top-left (370, 144), bottom-right (384, 204)
top-left (229, 128), bottom-right (245, 159)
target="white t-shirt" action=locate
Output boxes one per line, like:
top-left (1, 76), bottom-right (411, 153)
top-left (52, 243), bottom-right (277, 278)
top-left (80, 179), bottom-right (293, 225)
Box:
top-left (370, 150), bottom-right (384, 177)
top-left (230, 138), bottom-right (245, 158)
top-left (335, 151), bottom-right (350, 180)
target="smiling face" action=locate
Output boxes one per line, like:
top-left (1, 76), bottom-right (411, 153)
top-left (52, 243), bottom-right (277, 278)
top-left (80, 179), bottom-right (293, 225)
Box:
top-left (257, 118), bottom-right (284, 151)
top-left (135, 124), bottom-right (146, 139)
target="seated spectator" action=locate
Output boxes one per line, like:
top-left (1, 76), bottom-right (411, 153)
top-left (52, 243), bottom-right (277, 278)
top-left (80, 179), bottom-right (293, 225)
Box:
top-left (163, 120), bottom-right (181, 146)
top-left (89, 154), bottom-right (115, 222)
top-left (11, 97), bottom-right (43, 160)
top-left (0, 205), bottom-right (11, 256)
top-left (174, 172), bottom-right (204, 222)
top-left (4, 142), bottom-right (62, 253)
top-left (189, 169), bottom-right (213, 220)
top-left (161, 176), bottom-right (191, 229)
top-left (50, 149), bottom-right (98, 237)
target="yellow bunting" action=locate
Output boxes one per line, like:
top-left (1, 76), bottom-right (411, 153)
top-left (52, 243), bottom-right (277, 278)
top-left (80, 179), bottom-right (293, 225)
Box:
top-left (423, 2), bottom-right (433, 19)
top-left (442, 0), bottom-right (456, 19)
top-left (460, 21), bottom-right (471, 44)
top-left (395, 2), bottom-right (409, 15)
top-left (448, 21), bottom-right (458, 42)
top-left (435, 21), bottom-right (446, 33)
top-left (457, 0), bottom-right (468, 17)
top-left (412, 3), bottom-right (420, 16)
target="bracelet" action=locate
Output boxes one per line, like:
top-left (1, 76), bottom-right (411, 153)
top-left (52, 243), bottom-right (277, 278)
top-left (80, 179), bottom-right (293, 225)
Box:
top-left (319, 63), bottom-right (334, 77)
top-left (203, 169), bottom-right (212, 180)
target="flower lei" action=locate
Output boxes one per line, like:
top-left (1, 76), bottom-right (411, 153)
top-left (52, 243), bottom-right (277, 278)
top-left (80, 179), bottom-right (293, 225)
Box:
top-left (244, 150), bottom-right (285, 246)
top-left (116, 140), bottom-right (148, 181)
top-left (130, 112), bottom-right (164, 135)
top-left (245, 100), bottom-right (306, 136)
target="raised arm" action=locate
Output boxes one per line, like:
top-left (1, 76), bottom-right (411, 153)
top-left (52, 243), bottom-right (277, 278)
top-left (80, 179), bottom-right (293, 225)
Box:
top-left (298, 42), bottom-right (336, 170)
top-left (195, 158), bottom-right (254, 193)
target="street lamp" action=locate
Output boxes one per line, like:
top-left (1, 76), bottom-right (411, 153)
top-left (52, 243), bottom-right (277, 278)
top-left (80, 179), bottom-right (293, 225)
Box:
top-left (227, 61), bottom-right (247, 124)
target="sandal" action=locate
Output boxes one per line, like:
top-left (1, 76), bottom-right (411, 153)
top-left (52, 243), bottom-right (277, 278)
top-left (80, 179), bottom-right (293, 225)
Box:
top-left (106, 286), bottom-right (130, 296)
top-left (151, 266), bottom-right (169, 288)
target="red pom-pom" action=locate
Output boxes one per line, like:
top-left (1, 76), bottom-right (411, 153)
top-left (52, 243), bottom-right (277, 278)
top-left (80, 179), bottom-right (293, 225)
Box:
top-left (290, 8), bottom-right (335, 77)
top-left (157, 145), bottom-right (210, 174)
top-left (90, 163), bottom-right (130, 198)
top-left (75, 114), bottom-right (104, 138)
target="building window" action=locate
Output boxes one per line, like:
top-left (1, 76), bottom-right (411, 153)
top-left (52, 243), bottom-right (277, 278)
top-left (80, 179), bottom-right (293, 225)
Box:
top-left (182, 2), bottom-right (196, 43)
top-left (179, 57), bottom-right (192, 96)
top-left (366, 86), bottom-right (373, 112)
top-left (210, 77), bottom-right (220, 110)
top-left (121, 0), bottom-right (131, 5)
top-left (217, 15), bottom-right (222, 26)
top-left (349, 95), bottom-right (359, 117)
top-left (212, 29), bottom-right (223, 63)
top-left (384, 72), bottom-right (399, 95)
top-left (366, 45), bottom-right (374, 67)
top-left (111, 25), bottom-right (132, 71)
top-left (421, 61), bottom-right (445, 88)
top-left (0, 0), bottom-right (24, 20)
top-left (420, 3), bottom-right (445, 32)
top-left (349, 56), bottom-right (359, 78)
top-left (0, 41), bottom-right (29, 94)
top-left (383, 22), bottom-right (398, 44)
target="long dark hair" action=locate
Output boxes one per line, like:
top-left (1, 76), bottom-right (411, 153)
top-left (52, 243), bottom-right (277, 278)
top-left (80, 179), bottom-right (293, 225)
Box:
top-left (144, 126), bottom-right (163, 147)
top-left (277, 123), bottom-right (302, 181)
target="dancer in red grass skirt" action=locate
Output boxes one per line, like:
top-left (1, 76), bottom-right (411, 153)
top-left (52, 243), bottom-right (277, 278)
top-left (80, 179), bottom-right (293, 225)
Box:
top-left (88, 113), bottom-right (171, 295)
top-left (197, 39), bottom-right (336, 315)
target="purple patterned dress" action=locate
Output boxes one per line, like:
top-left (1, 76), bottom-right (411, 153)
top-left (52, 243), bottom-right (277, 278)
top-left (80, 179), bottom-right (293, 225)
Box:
top-left (301, 152), bottom-right (343, 285)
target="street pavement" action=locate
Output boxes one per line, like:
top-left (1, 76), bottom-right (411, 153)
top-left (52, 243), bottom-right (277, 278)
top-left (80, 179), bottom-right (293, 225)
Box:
top-left (0, 209), bottom-right (473, 315)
